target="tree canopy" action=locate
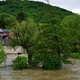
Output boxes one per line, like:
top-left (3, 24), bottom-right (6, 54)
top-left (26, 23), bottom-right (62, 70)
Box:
top-left (0, 13), bottom-right (16, 29)
top-left (61, 14), bottom-right (80, 44)
top-left (9, 18), bottom-right (38, 64)
top-left (0, 1), bottom-right (74, 24)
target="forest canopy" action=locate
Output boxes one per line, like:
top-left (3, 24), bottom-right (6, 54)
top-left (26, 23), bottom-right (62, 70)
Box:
top-left (0, 0), bottom-right (74, 24)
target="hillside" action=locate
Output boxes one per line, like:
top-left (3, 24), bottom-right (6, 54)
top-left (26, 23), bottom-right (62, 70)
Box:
top-left (0, 1), bottom-right (75, 24)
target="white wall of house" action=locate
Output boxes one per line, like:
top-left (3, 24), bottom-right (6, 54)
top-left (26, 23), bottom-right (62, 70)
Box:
top-left (4, 46), bottom-right (27, 54)
top-left (0, 46), bottom-right (28, 66)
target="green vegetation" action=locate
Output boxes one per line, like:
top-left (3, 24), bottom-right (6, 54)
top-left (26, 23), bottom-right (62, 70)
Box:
top-left (9, 19), bottom-right (38, 64)
top-left (31, 23), bottom-right (73, 70)
top-left (61, 15), bottom-right (80, 44)
top-left (0, 41), bottom-right (7, 64)
top-left (42, 54), bottom-right (62, 70)
top-left (16, 11), bottom-right (25, 23)
top-left (12, 56), bottom-right (28, 70)
top-left (0, 0), bottom-right (74, 29)
top-left (71, 53), bottom-right (80, 59)
top-left (71, 46), bottom-right (80, 59)
top-left (0, 1), bottom-right (79, 70)
top-left (0, 13), bottom-right (16, 29)
top-left (77, 46), bottom-right (80, 53)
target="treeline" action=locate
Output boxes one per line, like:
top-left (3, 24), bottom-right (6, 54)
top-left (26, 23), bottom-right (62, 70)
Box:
top-left (0, 1), bottom-right (74, 24)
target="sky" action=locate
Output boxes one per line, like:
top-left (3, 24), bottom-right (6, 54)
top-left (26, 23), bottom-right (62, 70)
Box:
top-left (33, 0), bottom-right (80, 14)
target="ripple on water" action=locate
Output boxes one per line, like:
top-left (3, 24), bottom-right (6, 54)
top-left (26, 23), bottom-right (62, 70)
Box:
top-left (0, 58), bottom-right (80, 80)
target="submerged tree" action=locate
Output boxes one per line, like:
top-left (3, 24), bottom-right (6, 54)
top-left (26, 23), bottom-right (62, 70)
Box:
top-left (9, 18), bottom-right (38, 64)
top-left (31, 23), bottom-right (73, 70)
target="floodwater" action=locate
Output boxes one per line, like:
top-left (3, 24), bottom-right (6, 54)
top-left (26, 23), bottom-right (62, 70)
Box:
top-left (0, 58), bottom-right (80, 80)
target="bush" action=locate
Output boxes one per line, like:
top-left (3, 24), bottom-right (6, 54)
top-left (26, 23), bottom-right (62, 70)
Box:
top-left (71, 53), bottom-right (80, 59)
top-left (77, 46), bottom-right (80, 53)
top-left (12, 56), bottom-right (28, 70)
top-left (42, 54), bottom-right (62, 70)
top-left (0, 41), bottom-right (7, 64)
top-left (71, 45), bottom-right (77, 53)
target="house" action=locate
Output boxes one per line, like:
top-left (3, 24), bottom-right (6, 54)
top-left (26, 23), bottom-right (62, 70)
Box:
top-left (0, 29), bottom-right (25, 54)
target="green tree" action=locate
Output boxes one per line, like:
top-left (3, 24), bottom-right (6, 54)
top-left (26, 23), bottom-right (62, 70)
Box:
top-left (16, 12), bottom-right (25, 23)
top-left (0, 41), bottom-right (7, 65)
top-left (32, 23), bottom-right (73, 69)
top-left (12, 56), bottom-right (28, 70)
top-left (0, 13), bottom-right (16, 29)
top-left (61, 14), bottom-right (80, 52)
top-left (9, 18), bottom-right (38, 64)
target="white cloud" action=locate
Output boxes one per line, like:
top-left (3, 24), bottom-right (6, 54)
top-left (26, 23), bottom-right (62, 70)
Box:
top-left (34, 0), bottom-right (80, 14)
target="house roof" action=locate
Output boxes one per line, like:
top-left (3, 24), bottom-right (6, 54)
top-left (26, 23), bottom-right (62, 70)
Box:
top-left (0, 29), bottom-right (13, 33)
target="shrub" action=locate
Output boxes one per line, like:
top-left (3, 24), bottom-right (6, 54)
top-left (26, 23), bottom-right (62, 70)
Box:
top-left (71, 46), bottom-right (77, 53)
top-left (71, 53), bottom-right (80, 59)
top-left (0, 41), bottom-right (7, 65)
top-left (77, 46), bottom-right (80, 53)
top-left (42, 54), bottom-right (62, 70)
top-left (12, 56), bottom-right (28, 70)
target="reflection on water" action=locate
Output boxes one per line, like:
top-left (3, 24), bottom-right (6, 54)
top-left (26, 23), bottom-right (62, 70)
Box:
top-left (0, 58), bottom-right (80, 80)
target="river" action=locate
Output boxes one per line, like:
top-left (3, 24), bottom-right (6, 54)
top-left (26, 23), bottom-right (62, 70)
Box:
top-left (0, 58), bottom-right (80, 80)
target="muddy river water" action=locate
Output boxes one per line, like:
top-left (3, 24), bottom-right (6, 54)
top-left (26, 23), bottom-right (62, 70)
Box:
top-left (0, 58), bottom-right (80, 80)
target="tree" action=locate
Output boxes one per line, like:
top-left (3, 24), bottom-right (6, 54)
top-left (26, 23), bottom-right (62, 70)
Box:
top-left (61, 14), bottom-right (80, 52)
top-left (31, 23), bottom-right (73, 69)
top-left (0, 41), bottom-right (7, 65)
top-left (12, 56), bottom-right (28, 70)
top-left (0, 13), bottom-right (16, 29)
top-left (16, 12), bottom-right (25, 23)
top-left (9, 18), bottom-right (38, 64)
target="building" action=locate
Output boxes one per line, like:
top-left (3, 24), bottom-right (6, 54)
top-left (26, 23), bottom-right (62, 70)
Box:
top-left (0, 29), bottom-right (25, 54)
top-left (0, 29), bottom-right (13, 45)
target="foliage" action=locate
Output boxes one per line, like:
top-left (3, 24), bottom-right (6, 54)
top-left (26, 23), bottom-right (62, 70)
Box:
top-left (31, 23), bottom-right (73, 70)
top-left (71, 53), bottom-right (80, 59)
top-left (0, 13), bottom-right (16, 29)
top-left (0, 41), bottom-right (7, 64)
top-left (16, 11), bottom-right (25, 23)
top-left (12, 56), bottom-right (28, 70)
top-left (71, 45), bottom-right (77, 53)
top-left (9, 18), bottom-right (38, 64)
top-left (77, 46), bottom-right (80, 53)
top-left (0, 1), bottom-right (74, 24)
top-left (0, 66), bottom-right (6, 68)
top-left (61, 15), bottom-right (80, 44)
top-left (42, 54), bottom-right (62, 70)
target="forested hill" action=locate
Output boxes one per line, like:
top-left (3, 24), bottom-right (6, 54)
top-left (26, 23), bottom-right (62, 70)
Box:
top-left (0, 1), bottom-right (75, 23)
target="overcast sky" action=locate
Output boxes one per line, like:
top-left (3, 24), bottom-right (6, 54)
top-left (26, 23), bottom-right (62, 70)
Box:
top-left (33, 0), bottom-right (80, 14)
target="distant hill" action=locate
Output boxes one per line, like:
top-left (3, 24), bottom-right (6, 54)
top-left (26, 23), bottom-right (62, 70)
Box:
top-left (0, 1), bottom-right (75, 24)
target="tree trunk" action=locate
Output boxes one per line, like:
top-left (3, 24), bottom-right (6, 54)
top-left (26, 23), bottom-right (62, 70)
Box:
top-left (26, 48), bottom-right (32, 65)
top-left (58, 45), bottom-right (60, 56)
top-left (28, 54), bottom-right (32, 64)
